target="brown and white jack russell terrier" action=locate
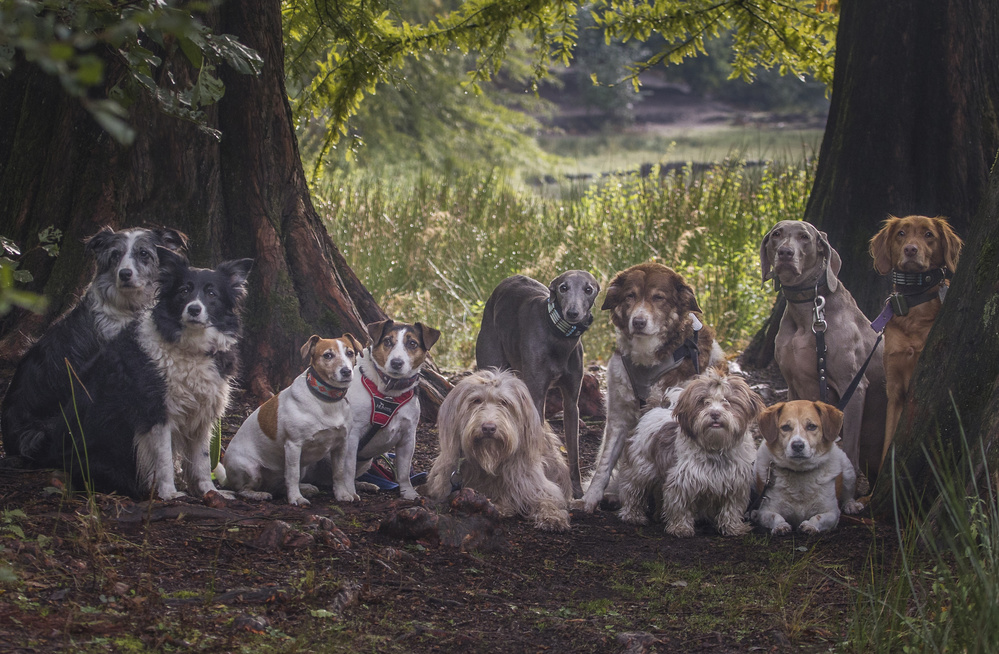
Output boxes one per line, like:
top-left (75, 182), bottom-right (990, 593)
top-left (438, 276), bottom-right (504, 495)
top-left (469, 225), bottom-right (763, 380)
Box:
top-left (215, 334), bottom-right (363, 506)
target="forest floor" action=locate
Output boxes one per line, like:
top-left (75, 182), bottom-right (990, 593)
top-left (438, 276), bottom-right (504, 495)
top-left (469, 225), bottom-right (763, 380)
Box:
top-left (0, 359), bottom-right (893, 654)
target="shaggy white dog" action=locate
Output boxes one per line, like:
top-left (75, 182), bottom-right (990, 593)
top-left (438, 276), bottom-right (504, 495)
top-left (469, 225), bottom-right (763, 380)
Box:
top-left (616, 371), bottom-right (764, 537)
top-left (424, 369), bottom-right (572, 532)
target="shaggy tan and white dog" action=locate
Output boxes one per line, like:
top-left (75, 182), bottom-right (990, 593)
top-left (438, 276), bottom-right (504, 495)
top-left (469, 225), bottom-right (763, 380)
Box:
top-left (615, 371), bottom-right (763, 537)
top-left (423, 369), bottom-right (572, 532)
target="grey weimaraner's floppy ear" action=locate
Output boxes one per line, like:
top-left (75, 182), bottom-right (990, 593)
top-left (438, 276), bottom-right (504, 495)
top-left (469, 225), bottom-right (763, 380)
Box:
top-left (760, 227), bottom-right (775, 285)
top-left (816, 228), bottom-right (841, 293)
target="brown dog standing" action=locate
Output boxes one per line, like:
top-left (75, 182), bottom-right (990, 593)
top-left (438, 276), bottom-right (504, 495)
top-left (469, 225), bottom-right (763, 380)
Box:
top-left (869, 215), bottom-right (963, 465)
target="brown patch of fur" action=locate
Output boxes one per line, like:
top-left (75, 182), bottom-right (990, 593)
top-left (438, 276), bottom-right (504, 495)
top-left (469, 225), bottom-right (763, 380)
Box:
top-left (257, 392), bottom-right (280, 440)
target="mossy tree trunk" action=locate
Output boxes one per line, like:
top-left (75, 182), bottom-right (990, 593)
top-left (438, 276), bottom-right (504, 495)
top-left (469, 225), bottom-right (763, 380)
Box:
top-left (0, 1), bottom-right (385, 399)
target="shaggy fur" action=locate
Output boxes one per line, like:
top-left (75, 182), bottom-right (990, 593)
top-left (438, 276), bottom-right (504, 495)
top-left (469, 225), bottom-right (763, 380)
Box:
top-left (2, 226), bottom-right (186, 463)
top-left (216, 334), bottom-right (363, 506)
top-left (869, 215), bottom-right (963, 465)
top-left (615, 371), bottom-right (763, 537)
top-left (579, 263), bottom-right (724, 513)
top-left (760, 220), bottom-right (886, 481)
top-left (424, 369), bottom-right (572, 532)
top-left (751, 401), bottom-right (864, 535)
top-left (48, 249), bottom-right (252, 499)
top-left (475, 270), bottom-right (600, 498)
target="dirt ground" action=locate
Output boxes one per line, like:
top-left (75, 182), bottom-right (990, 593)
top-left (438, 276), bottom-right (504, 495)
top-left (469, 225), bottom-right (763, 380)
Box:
top-left (0, 360), bottom-right (892, 653)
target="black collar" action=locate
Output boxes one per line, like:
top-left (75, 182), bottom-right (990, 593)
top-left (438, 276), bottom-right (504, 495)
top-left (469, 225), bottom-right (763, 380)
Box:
top-left (777, 270), bottom-right (829, 304)
top-left (546, 297), bottom-right (591, 338)
top-left (305, 367), bottom-right (348, 402)
top-left (362, 363), bottom-right (421, 394)
top-left (891, 267), bottom-right (950, 294)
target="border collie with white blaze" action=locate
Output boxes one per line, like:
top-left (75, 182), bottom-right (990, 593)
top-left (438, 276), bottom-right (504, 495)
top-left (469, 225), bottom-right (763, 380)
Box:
top-left (50, 249), bottom-right (252, 499)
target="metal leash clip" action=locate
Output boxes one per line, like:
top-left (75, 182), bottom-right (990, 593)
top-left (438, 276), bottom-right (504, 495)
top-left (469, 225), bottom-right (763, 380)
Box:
top-left (812, 294), bottom-right (827, 334)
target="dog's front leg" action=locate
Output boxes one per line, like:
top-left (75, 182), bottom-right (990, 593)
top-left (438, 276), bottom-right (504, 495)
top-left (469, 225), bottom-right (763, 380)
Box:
top-left (838, 463), bottom-right (864, 515)
top-left (753, 509), bottom-right (792, 535)
top-left (716, 496), bottom-right (753, 536)
top-left (283, 441), bottom-right (310, 506)
top-left (331, 431), bottom-right (360, 502)
top-left (393, 429), bottom-right (420, 500)
top-left (800, 510), bottom-right (840, 534)
top-left (558, 372), bottom-right (585, 499)
top-left (181, 425), bottom-right (223, 498)
top-left (136, 423), bottom-right (184, 500)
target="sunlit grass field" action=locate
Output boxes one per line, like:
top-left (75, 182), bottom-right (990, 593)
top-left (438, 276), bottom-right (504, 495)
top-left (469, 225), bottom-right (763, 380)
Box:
top-left (317, 148), bottom-right (815, 370)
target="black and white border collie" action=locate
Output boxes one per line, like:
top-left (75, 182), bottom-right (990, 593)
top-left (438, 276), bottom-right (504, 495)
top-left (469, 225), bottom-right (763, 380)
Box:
top-left (2, 226), bottom-right (187, 462)
top-left (51, 248), bottom-right (253, 500)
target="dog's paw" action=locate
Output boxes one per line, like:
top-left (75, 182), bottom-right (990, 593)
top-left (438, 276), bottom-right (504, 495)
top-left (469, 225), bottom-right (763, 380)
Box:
top-left (239, 490), bottom-right (273, 502)
top-left (300, 483), bottom-right (320, 497)
top-left (771, 522), bottom-right (792, 536)
top-left (799, 521), bottom-right (821, 535)
top-left (288, 495), bottom-right (311, 507)
top-left (842, 499), bottom-right (864, 515)
top-left (617, 508), bottom-right (650, 526)
top-left (399, 488), bottom-right (419, 501)
top-left (720, 520), bottom-right (753, 537)
top-left (533, 510), bottom-right (571, 532)
top-left (355, 481), bottom-right (380, 494)
top-left (212, 489), bottom-right (237, 500)
top-left (665, 521), bottom-right (696, 538)
top-left (333, 489), bottom-right (360, 503)
top-left (157, 489), bottom-right (187, 501)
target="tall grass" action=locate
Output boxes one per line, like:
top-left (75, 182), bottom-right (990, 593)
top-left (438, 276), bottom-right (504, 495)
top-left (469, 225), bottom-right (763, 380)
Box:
top-left (317, 158), bottom-right (814, 370)
top-left (848, 412), bottom-right (999, 653)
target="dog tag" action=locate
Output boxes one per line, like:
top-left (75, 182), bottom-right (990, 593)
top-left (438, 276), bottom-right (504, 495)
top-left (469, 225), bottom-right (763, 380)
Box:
top-left (889, 293), bottom-right (909, 317)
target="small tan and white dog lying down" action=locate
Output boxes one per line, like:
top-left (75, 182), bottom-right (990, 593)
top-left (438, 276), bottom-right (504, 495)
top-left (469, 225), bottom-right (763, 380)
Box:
top-left (423, 369), bottom-right (572, 532)
top-left (215, 334), bottom-right (363, 506)
top-left (750, 401), bottom-right (864, 535)
top-left (616, 371), bottom-right (764, 537)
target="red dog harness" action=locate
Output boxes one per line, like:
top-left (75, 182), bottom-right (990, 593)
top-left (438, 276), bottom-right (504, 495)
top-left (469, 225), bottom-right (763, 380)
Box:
top-left (357, 374), bottom-right (417, 460)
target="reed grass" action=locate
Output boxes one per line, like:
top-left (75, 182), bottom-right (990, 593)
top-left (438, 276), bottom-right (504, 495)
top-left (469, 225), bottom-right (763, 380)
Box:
top-left (317, 157), bottom-right (814, 370)
top-left (847, 405), bottom-right (999, 653)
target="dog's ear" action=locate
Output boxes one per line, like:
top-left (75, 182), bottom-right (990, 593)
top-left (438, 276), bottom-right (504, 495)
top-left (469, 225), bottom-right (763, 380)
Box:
top-left (757, 403), bottom-right (784, 444)
top-left (814, 401), bottom-right (844, 443)
top-left (84, 226), bottom-right (116, 255)
top-left (600, 275), bottom-right (624, 311)
top-left (300, 335), bottom-right (322, 362)
top-left (548, 275), bottom-right (563, 303)
top-left (677, 280), bottom-right (702, 315)
top-left (156, 246), bottom-right (187, 275)
top-left (816, 229), bottom-right (841, 293)
top-left (366, 320), bottom-right (393, 347)
top-left (869, 215), bottom-right (900, 275)
top-left (760, 225), bottom-right (776, 284)
top-left (343, 332), bottom-right (365, 354)
top-left (217, 258), bottom-right (254, 302)
top-left (415, 322), bottom-right (441, 351)
top-left (154, 228), bottom-right (189, 253)
top-left (934, 216), bottom-right (964, 273)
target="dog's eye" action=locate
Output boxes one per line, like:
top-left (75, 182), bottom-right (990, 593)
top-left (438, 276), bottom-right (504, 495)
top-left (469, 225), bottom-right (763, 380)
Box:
top-left (805, 423), bottom-right (818, 431)
top-left (406, 339), bottom-right (418, 350)
top-left (323, 351), bottom-right (334, 359)
top-left (625, 291), bottom-right (637, 300)
top-left (584, 285), bottom-right (593, 295)
top-left (470, 397), bottom-right (482, 405)
top-left (559, 283), bottom-right (569, 293)
top-left (781, 424), bottom-right (793, 432)
top-left (138, 249), bottom-right (151, 260)
top-left (345, 349), bottom-right (354, 358)
top-left (925, 230), bottom-right (934, 239)
top-left (898, 229), bottom-right (906, 238)
top-left (179, 285), bottom-right (191, 295)
top-left (652, 293), bottom-right (666, 302)
top-left (109, 251), bottom-right (122, 265)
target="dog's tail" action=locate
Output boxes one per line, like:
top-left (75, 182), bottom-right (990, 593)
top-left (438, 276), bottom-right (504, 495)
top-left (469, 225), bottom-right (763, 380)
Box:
top-left (213, 462), bottom-right (228, 487)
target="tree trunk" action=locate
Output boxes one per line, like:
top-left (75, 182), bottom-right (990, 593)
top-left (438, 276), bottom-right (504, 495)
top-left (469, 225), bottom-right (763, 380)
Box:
top-left (0, 1), bottom-right (385, 400)
top-left (805, 0), bottom-right (999, 316)
top-left (870, 155), bottom-right (999, 518)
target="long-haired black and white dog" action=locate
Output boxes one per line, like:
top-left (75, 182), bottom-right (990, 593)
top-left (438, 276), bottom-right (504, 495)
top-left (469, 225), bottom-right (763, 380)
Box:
top-left (50, 248), bottom-right (252, 499)
top-left (2, 226), bottom-right (187, 463)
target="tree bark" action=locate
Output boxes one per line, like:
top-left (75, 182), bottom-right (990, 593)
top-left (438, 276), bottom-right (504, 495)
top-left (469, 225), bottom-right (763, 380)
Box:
top-left (805, 0), bottom-right (999, 316)
top-left (0, 1), bottom-right (385, 400)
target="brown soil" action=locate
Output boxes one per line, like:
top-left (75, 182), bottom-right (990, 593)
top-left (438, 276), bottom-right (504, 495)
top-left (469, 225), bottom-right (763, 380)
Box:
top-left (0, 361), bottom-right (892, 653)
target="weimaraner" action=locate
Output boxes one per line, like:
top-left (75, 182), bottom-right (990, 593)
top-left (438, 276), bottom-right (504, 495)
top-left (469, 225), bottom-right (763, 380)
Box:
top-left (475, 270), bottom-right (599, 498)
top-left (760, 220), bottom-right (886, 483)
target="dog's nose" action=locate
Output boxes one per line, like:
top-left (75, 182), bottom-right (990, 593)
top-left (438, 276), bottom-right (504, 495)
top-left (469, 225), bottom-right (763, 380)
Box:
top-left (118, 268), bottom-right (133, 282)
top-left (187, 304), bottom-right (202, 317)
top-left (390, 357), bottom-right (404, 371)
top-left (709, 410), bottom-right (722, 422)
top-left (480, 422), bottom-right (497, 437)
top-left (340, 366), bottom-right (352, 378)
top-left (904, 244), bottom-right (918, 258)
top-left (791, 440), bottom-right (805, 453)
top-left (565, 309), bottom-right (580, 321)
top-left (631, 316), bottom-right (647, 331)
top-left (777, 246), bottom-right (794, 260)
